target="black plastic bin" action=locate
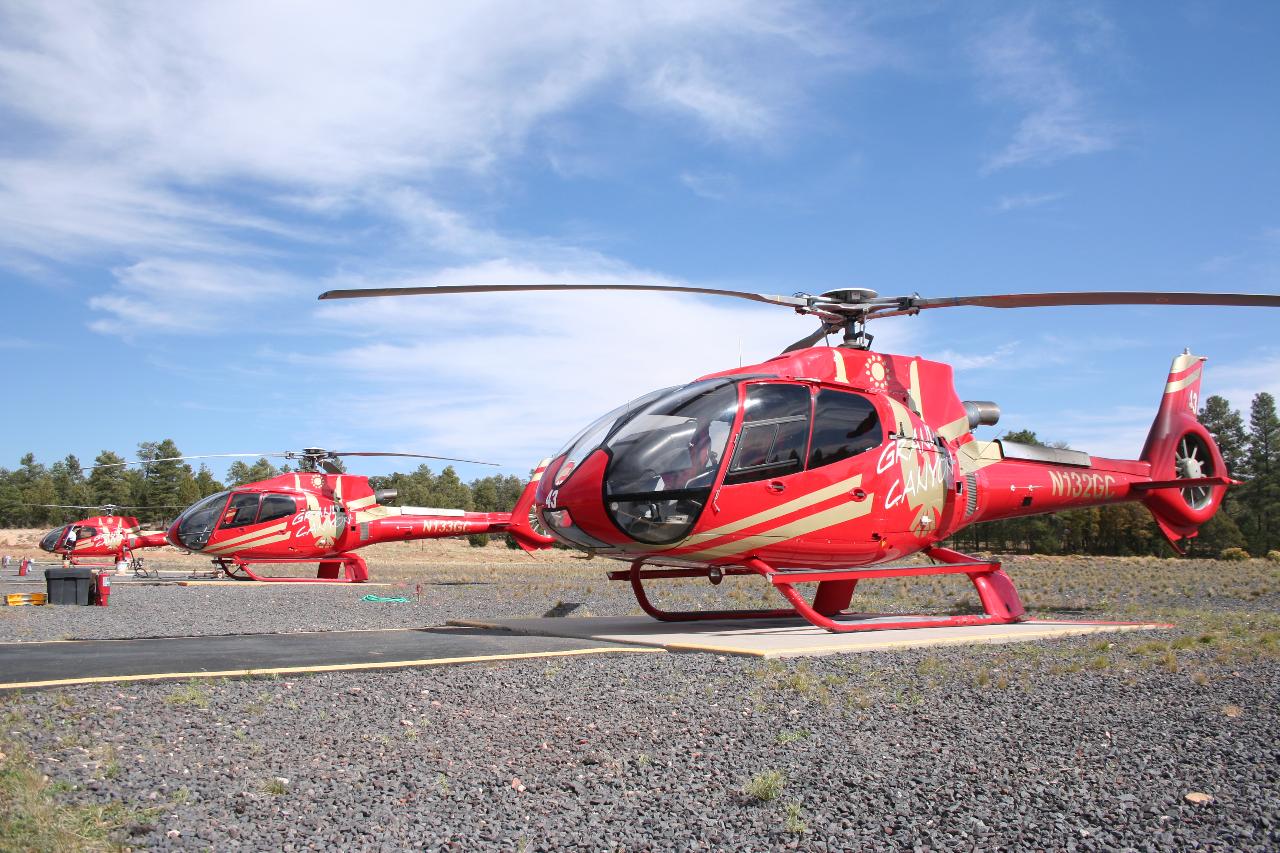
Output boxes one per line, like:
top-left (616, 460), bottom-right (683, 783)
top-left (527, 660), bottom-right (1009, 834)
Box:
top-left (45, 567), bottom-right (95, 605)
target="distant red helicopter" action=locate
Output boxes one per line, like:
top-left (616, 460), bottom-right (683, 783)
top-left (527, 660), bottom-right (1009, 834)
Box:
top-left (32, 506), bottom-right (173, 571)
top-left (321, 284), bottom-right (1280, 631)
top-left (143, 449), bottom-right (555, 582)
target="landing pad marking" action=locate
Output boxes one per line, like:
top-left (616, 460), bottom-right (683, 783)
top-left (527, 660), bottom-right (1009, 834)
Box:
top-left (450, 615), bottom-right (1171, 658)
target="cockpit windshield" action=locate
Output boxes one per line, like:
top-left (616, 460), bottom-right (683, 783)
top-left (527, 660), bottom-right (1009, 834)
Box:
top-left (39, 526), bottom-right (68, 552)
top-left (602, 379), bottom-right (740, 544)
top-left (174, 490), bottom-right (230, 551)
top-left (551, 386), bottom-right (676, 486)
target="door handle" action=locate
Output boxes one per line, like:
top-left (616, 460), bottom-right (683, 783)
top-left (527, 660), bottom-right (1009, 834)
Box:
top-left (767, 480), bottom-right (786, 494)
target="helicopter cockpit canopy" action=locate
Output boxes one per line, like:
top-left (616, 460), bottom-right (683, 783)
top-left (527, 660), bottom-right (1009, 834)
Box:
top-left (39, 526), bottom-right (68, 552)
top-left (173, 490), bottom-right (231, 551)
top-left (546, 376), bottom-right (885, 548)
top-left (602, 379), bottom-right (739, 543)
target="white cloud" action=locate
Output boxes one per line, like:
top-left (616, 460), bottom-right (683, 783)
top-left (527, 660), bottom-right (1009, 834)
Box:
top-left (1207, 352), bottom-right (1280, 415)
top-left (0, 1), bottom-right (874, 336)
top-left (679, 171), bottom-right (741, 201)
top-left (644, 56), bottom-right (774, 139)
top-left (88, 258), bottom-right (302, 336)
top-left (929, 342), bottom-right (1021, 370)
top-left (1045, 405), bottom-right (1154, 459)
top-left (0, 1), bottom-right (847, 247)
top-left (971, 12), bottom-right (1116, 171)
top-left (0, 161), bottom-right (307, 263)
top-left (994, 191), bottom-right (1066, 213)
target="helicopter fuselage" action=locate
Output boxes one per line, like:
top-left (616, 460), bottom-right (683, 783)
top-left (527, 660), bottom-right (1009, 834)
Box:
top-left (38, 515), bottom-right (168, 562)
top-left (166, 472), bottom-right (515, 560)
top-left (533, 346), bottom-right (1224, 569)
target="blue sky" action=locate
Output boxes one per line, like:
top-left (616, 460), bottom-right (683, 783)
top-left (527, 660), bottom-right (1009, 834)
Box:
top-left (1, 1), bottom-right (1277, 482)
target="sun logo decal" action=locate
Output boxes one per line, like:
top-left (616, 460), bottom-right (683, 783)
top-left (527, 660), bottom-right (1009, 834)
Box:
top-left (311, 475), bottom-right (325, 489)
top-left (864, 354), bottom-right (889, 392)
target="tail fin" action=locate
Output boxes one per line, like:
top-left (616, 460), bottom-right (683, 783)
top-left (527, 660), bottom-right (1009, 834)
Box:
top-left (1138, 351), bottom-right (1232, 550)
top-left (505, 458), bottom-right (557, 552)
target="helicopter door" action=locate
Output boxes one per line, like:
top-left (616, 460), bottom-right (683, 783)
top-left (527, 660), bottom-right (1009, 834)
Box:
top-left (712, 384), bottom-right (889, 565)
top-left (708, 383), bottom-right (814, 554)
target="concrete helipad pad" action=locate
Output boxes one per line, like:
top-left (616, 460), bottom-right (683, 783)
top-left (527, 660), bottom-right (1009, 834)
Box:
top-left (449, 615), bottom-right (1170, 658)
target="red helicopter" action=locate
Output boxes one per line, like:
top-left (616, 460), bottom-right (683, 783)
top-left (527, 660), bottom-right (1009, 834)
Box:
top-left (33, 506), bottom-right (173, 571)
top-left (138, 448), bottom-right (556, 582)
top-left (320, 284), bottom-right (1280, 631)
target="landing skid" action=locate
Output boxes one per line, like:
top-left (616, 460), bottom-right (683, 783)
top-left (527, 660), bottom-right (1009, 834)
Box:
top-left (609, 546), bottom-right (1025, 633)
top-left (212, 553), bottom-right (370, 583)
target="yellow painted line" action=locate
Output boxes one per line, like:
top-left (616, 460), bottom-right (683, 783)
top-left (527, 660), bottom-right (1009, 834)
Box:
top-left (664, 641), bottom-right (767, 657)
top-left (0, 646), bottom-right (664, 691)
top-left (0, 624), bottom-right (461, 647)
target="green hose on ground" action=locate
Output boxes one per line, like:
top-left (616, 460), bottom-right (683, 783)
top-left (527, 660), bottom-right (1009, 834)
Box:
top-left (360, 594), bottom-right (411, 603)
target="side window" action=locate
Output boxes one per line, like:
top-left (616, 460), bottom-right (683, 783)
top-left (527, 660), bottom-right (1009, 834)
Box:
top-left (808, 390), bottom-right (883, 469)
top-left (257, 494), bottom-right (297, 524)
top-left (725, 383), bottom-right (812, 485)
top-left (220, 493), bottom-right (261, 528)
top-left (75, 526), bottom-right (97, 539)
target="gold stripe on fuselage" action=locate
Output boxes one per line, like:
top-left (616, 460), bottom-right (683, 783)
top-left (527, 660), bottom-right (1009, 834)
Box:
top-left (675, 493), bottom-right (877, 561)
top-left (205, 530), bottom-right (294, 556)
top-left (656, 474), bottom-right (865, 553)
top-left (204, 520), bottom-right (289, 552)
top-left (831, 350), bottom-right (848, 383)
top-left (938, 415), bottom-right (970, 442)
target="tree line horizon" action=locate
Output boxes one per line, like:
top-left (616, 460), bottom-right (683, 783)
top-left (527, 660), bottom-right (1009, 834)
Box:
top-left (0, 391), bottom-right (1276, 558)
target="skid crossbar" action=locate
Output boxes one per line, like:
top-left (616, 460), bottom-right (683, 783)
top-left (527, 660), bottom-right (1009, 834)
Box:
top-left (614, 545), bottom-right (1025, 633)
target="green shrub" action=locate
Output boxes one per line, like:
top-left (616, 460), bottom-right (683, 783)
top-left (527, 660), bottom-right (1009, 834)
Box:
top-left (1266, 550), bottom-right (1280, 563)
top-left (1218, 547), bottom-right (1250, 562)
top-left (467, 533), bottom-right (490, 548)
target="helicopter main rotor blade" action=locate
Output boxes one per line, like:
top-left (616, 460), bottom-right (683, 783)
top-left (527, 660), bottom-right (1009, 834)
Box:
top-left (332, 451), bottom-right (500, 467)
top-left (318, 283), bottom-right (811, 310)
top-left (0, 502), bottom-right (188, 509)
top-left (909, 291), bottom-right (1280, 312)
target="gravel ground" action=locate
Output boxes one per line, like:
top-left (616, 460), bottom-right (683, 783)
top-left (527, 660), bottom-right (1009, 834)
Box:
top-left (3, 636), bottom-right (1278, 851)
top-left (2, 549), bottom-right (1278, 850)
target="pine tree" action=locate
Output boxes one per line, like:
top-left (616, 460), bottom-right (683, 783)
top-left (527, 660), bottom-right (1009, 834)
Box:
top-left (429, 467), bottom-right (473, 510)
top-left (137, 440), bottom-right (198, 523)
top-left (227, 458), bottom-right (280, 486)
top-left (194, 465), bottom-right (224, 497)
top-left (50, 454), bottom-right (93, 509)
top-left (22, 475), bottom-right (60, 526)
top-left (90, 451), bottom-right (133, 508)
top-left (1200, 395), bottom-right (1248, 475)
top-left (1242, 393), bottom-right (1280, 554)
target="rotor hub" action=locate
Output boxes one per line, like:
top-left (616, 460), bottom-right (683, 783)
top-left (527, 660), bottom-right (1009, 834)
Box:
top-left (818, 288), bottom-right (878, 304)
